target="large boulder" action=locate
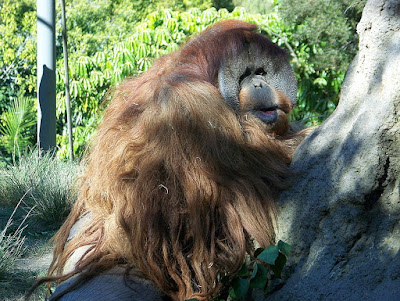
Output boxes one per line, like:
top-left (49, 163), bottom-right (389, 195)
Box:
top-left (268, 0), bottom-right (400, 300)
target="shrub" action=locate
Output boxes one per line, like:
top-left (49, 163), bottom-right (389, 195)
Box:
top-left (0, 96), bottom-right (36, 162)
top-left (0, 149), bottom-right (79, 227)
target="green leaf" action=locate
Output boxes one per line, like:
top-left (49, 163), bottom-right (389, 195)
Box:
top-left (154, 28), bottom-right (170, 45)
top-left (313, 77), bottom-right (328, 86)
top-left (229, 277), bottom-right (250, 300)
top-left (136, 43), bottom-right (148, 60)
top-left (138, 57), bottom-right (152, 72)
top-left (250, 263), bottom-right (267, 289)
top-left (93, 52), bottom-right (105, 65)
top-left (250, 262), bottom-right (258, 279)
top-left (277, 240), bottom-right (291, 257)
top-left (237, 264), bottom-right (249, 277)
top-left (270, 253), bottom-right (287, 279)
top-left (167, 18), bottom-right (178, 32)
top-left (137, 28), bottom-right (152, 43)
top-left (0, 97), bottom-right (36, 157)
top-left (257, 245), bottom-right (279, 265)
top-left (201, 8), bottom-right (217, 24)
top-left (218, 8), bottom-right (229, 18)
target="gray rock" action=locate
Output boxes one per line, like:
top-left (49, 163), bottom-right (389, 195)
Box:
top-left (267, 0), bottom-right (400, 300)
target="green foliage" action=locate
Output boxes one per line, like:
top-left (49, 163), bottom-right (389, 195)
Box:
top-left (290, 68), bottom-right (345, 125)
top-left (0, 149), bottom-right (78, 226)
top-left (225, 241), bottom-right (291, 300)
top-left (0, 0), bottom-right (36, 163)
top-left (0, 96), bottom-right (36, 161)
top-left (0, 0), bottom-right (36, 114)
top-left (185, 240), bottom-right (291, 300)
top-left (278, 0), bottom-right (366, 73)
top-left (213, 0), bottom-right (235, 11)
top-left (268, 0), bottom-right (366, 125)
top-left (0, 0), bottom-right (365, 159)
top-left (233, 0), bottom-right (277, 14)
top-left (248, 0), bottom-right (364, 126)
top-left (185, 0), bottom-right (213, 10)
top-left (60, 0), bottom-right (213, 58)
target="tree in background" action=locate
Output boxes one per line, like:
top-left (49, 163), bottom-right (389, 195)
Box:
top-left (277, 0), bottom-right (366, 124)
top-left (61, 0), bottom-right (213, 57)
top-left (233, 0), bottom-right (276, 14)
top-left (278, 0), bottom-right (366, 72)
top-left (0, 0), bottom-right (36, 163)
top-left (0, 0), bottom-right (36, 114)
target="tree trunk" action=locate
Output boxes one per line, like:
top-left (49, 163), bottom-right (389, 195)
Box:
top-left (267, 0), bottom-right (400, 300)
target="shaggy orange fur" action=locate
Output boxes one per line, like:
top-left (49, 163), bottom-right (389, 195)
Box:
top-left (37, 20), bottom-right (306, 300)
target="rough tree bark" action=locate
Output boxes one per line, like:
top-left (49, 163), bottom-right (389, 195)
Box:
top-left (267, 0), bottom-right (400, 300)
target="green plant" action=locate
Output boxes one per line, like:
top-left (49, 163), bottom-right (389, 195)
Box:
top-left (274, 0), bottom-right (366, 126)
top-left (278, 0), bottom-right (365, 73)
top-left (186, 240), bottom-right (291, 301)
top-left (233, 0), bottom-right (277, 14)
top-left (0, 149), bottom-right (78, 226)
top-left (0, 96), bottom-right (36, 161)
top-left (227, 240), bottom-right (291, 300)
top-left (0, 0), bottom-right (36, 114)
top-left (0, 195), bottom-right (33, 278)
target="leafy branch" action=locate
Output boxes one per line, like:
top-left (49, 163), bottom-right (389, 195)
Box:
top-left (187, 240), bottom-right (291, 301)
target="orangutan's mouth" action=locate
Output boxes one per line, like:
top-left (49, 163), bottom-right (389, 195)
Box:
top-left (253, 106), bottom-right (278, 124)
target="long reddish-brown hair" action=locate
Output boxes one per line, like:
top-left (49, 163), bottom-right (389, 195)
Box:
top-left (40, 20), bottom-right (305, 300)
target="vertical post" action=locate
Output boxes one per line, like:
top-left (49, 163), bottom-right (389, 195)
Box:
top-left (37, 0), bottom-right (56, 151)
top-left (60, 0), bottom-right (74, 161)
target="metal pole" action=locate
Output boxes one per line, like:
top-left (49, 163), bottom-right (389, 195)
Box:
top-left (60, 0), bottom-right (74, 161)
top-left (37, 0), bottom-right (56, 151)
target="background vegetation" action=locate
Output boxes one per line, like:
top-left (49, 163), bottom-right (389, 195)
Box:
top-left (0, 0), bottom-right (366, 162)
top-left (0, 0), bottom-right (366, 299)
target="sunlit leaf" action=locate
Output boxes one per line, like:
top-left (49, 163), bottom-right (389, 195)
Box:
top-left (277, 240), bottom-right (291, 257)
top-left (136, 43), bottom-right (149, 59)
top-left (167, 18), bottom-right (178, 32)
top-left (313, 78), bottom-right (328, 86)
top-left (201, 8), bottom-right (217, 24)
top-left (154, 28), bottom-right (170, 46)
